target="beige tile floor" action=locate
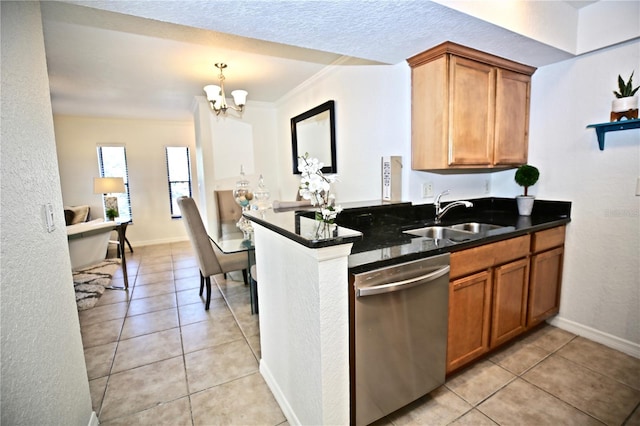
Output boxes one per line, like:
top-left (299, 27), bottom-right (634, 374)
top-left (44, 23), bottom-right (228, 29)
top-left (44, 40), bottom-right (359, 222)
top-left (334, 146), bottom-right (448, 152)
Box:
top-left (80, 242), bottom-right (640, 426)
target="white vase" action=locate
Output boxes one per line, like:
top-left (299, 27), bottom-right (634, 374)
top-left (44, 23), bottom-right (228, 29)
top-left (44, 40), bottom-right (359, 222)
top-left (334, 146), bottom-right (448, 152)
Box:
top-left (516, 196), bottom-right (535, 216)
top-left (611, 96), bottom-right (638, 113)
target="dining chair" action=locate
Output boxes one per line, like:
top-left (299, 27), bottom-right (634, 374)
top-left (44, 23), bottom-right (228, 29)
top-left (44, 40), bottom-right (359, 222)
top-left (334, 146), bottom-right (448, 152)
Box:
top-left (214, 189), bottom-right (242, 238)
top-left (177, 196), bottom-right (248, 310)
top-left (215, 191), bottom-right (261, 314)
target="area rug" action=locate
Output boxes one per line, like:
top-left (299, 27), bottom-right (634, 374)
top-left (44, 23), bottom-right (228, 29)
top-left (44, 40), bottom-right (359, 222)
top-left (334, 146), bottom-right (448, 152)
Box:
top-left (73, 259), bottom-right (121, 311)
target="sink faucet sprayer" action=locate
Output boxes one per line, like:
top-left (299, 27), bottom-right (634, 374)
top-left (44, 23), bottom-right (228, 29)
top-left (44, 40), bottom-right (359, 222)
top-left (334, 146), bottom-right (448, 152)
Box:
top-left (434, 190), bottom-right (473, 222)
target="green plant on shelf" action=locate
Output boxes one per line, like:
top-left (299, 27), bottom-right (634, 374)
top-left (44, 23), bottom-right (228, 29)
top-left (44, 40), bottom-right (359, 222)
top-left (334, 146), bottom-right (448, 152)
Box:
top-left (613, 71), bottom-right (639, 98)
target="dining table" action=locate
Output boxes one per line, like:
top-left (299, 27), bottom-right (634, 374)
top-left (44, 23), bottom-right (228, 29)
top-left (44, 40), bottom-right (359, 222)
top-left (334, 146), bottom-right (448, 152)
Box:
top-left (210, 221), bottom-right (257, 314)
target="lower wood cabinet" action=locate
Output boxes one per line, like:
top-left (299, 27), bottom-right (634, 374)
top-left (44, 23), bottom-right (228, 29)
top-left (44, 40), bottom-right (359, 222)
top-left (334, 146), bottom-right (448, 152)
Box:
top-left (446, 226), bottom-right (566, 374)
top-left (528, 226), bottom-right (565, 327)
top-left (490, 258), bottom-right (529, 347)
top-left (447, 270), bottom-right (492, 372)
top-left (447, 235), bottom-right (530, 373)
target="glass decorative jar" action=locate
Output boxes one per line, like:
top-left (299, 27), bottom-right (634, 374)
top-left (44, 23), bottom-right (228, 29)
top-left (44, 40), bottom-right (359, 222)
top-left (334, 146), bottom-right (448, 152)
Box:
top-left (252, 174), bottom-right (271, 212)
top-left (233, 166), bottom-right (253, 238)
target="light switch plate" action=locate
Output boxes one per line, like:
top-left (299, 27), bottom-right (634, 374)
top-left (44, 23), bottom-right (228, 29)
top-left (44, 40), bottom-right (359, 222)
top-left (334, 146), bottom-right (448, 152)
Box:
top-left (45, 203), bottom-right (55, 232)
top-left (636, 177), bottom-right (640, 196)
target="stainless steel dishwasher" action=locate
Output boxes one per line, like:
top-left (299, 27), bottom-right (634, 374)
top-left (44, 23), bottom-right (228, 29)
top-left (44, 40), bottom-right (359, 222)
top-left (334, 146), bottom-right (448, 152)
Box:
top-left (352, 253), bottom-right (450, 426)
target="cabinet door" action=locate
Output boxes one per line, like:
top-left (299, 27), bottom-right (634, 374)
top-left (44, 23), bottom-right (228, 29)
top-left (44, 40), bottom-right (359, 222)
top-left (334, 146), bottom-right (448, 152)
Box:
top-left (494, 69), bottom-right (531, 165)
top-left (528, 246), bottom-right (564, 327)
top-left (449, 56), bottom-right (495, 166)
top-left (490, 258), bottom-right (529, 347)
top-left (447, 270), bottom-right (492, 373)
top-left (411, 56), bottom-right (449, 170)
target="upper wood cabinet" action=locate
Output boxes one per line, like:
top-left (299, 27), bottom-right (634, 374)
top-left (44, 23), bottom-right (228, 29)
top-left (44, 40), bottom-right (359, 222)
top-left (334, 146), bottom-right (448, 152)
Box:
top-left (407, 42), bottom-right (536, 171)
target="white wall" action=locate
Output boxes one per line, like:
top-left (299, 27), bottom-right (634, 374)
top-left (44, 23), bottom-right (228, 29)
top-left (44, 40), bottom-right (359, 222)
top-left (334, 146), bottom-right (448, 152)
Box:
top-left (0, 2), bottom-right (94, 424)
top-left (54, 115), bottom-right (198, 245)
top-left (522, 40), bottom-right (639, 349)
top-left (435, 1), bottom-right (639, 56)
top-left (577, 2), bottom-right (640, 55)
top-left (255, 225), bottom-right (352, 425)
top-left (192, 97), bottom-right (279, 234)
top-left (276, 62), bottom-right (411, 202)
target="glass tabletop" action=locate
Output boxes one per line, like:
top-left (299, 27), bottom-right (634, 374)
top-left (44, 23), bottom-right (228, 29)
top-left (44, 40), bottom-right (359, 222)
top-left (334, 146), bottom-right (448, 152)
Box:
top-left (210, 221), bottom-right (255, 254)
top-left (211, 221), bottom-right (258, 314)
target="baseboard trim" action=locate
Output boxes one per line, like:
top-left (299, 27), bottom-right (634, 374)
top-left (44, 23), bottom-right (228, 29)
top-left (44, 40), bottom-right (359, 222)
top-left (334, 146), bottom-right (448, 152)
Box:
top-left (88, 411), bottom-right (99, 426)
top-left (260, 360), bottom-right (299, 425)
top-left (548, 316), bottom-right (640, 359)
top-left (130, 237), bottom-right (189, 247)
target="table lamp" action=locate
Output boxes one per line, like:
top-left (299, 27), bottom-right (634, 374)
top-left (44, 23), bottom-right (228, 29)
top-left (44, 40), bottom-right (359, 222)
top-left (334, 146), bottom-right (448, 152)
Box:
top-left (94, 177), bottom-right (125, 220)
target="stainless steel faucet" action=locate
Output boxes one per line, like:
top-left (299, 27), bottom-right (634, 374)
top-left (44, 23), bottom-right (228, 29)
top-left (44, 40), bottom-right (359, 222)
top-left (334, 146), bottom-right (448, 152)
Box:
top-left (434, 190), bottom-right (473, 222)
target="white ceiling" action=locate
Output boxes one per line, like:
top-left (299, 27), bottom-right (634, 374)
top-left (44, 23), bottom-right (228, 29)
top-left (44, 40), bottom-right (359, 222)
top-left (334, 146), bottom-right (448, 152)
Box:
top-left (41, 1), bottom-right (597, 120)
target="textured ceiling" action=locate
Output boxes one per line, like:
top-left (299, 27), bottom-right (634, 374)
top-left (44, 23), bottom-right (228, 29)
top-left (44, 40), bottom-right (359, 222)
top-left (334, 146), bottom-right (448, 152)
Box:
top-left (42, 1), bottom-right (589, 120)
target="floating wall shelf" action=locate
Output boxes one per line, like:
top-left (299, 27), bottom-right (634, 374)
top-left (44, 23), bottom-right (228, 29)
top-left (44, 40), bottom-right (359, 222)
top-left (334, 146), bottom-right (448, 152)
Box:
top-left (586, 118), bottom-right (640, 151)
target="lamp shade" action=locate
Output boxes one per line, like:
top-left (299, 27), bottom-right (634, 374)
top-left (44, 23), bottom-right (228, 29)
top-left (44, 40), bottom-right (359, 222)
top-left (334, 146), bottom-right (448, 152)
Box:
top-left (231, 89), bottom-right (248, 106)
top-left (203, 84), bottom-right (222, 105)
top-left (94, 177), bottom-right (125, 194)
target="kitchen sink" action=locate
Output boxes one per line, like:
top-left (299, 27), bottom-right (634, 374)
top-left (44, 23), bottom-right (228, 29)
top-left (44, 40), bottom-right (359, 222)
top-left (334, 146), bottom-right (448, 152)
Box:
top-left (403, 226), bottom-right (474, 241)
top-left (403, 222), bottom-right (506, 242)
top-left (448, 222), bottom-right (504, 233)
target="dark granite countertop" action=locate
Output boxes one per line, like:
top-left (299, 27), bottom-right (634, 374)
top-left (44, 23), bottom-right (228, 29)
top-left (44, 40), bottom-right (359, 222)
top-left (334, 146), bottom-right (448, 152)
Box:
top-left (245, 197), bottom-right (571, 274)
top-left (243, 201), bottom-right (369, 249)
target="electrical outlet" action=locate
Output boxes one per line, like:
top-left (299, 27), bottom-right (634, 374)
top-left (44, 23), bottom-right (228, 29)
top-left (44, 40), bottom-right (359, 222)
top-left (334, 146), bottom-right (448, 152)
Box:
top-left (422, 182), bottom-right (433, 198)
top-left (484, 179), bottom-right (491, 194)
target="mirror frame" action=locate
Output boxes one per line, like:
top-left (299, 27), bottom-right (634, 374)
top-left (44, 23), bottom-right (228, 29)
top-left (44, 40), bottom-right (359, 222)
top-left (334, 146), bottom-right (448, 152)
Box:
top-left (291, 100), bottom-right (336, 175)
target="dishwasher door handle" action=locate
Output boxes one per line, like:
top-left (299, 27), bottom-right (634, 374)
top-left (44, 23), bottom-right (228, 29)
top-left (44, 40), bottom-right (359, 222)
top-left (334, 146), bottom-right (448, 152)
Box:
top-left (356, 265), bottom-right (450, 297)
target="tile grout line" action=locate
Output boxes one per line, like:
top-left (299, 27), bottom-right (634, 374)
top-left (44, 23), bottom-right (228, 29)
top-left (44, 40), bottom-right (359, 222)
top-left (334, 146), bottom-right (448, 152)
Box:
top-left (96, 250), bottom-right (141, 420)
top-left (172, 249), bottom-right (197, 426)
top-left (215, 278), bottom-right (262, 365)
top-left (444, 333), bottom-right (584, 425)
top-left (518, 334), bottom-right (633, 426)
top-left (99, 248), bottom-right (188, 422)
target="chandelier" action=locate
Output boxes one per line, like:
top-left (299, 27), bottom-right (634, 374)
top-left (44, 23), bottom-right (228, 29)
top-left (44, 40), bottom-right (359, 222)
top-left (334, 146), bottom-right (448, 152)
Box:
top-left (203, 63), bottom-right (248, 115)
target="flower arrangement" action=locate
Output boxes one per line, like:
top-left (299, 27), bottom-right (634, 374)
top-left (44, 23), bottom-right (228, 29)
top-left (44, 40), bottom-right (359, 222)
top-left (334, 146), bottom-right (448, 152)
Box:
top-left (298, 153), bottom-right (342, 223)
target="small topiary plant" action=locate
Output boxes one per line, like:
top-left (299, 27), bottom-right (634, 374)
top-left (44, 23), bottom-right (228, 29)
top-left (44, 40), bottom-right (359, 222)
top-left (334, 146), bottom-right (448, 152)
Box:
top-left (515, 164), bottom-right (540, 196)
top-left (106, 208), bottom-right (119, 221)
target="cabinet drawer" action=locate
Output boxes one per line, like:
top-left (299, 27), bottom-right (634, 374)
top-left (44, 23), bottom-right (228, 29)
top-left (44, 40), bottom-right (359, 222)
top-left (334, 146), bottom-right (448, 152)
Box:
top-left (532, 226), bottom-right (566, 253)
top-left (450, 235), bottom-right (530, 279)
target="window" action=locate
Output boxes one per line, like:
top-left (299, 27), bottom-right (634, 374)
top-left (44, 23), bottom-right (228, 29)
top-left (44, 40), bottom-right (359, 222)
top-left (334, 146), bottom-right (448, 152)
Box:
top-left (166, 146), bottom-right (192, 218)
top-left (97, 146), bottom-right (132, 222)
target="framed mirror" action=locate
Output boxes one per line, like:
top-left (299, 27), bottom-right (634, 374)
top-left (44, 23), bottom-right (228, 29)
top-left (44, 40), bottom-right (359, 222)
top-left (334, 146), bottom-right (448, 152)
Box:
top-left (291, 100), bottom-right (336, 174)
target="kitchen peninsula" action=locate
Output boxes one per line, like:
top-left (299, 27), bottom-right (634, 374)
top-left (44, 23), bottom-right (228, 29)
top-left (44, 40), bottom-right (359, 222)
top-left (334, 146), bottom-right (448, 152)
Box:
top-left (245, 198), bottom-right (571, 425)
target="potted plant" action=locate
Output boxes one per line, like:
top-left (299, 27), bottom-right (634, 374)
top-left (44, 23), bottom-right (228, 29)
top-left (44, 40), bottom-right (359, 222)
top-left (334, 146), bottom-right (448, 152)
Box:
top-left (106, 208), bottom-right (119, 221)
top-left (514, 164), bottom-right (539, 216)
top-left (612, 71), bottom-right (639, 113)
